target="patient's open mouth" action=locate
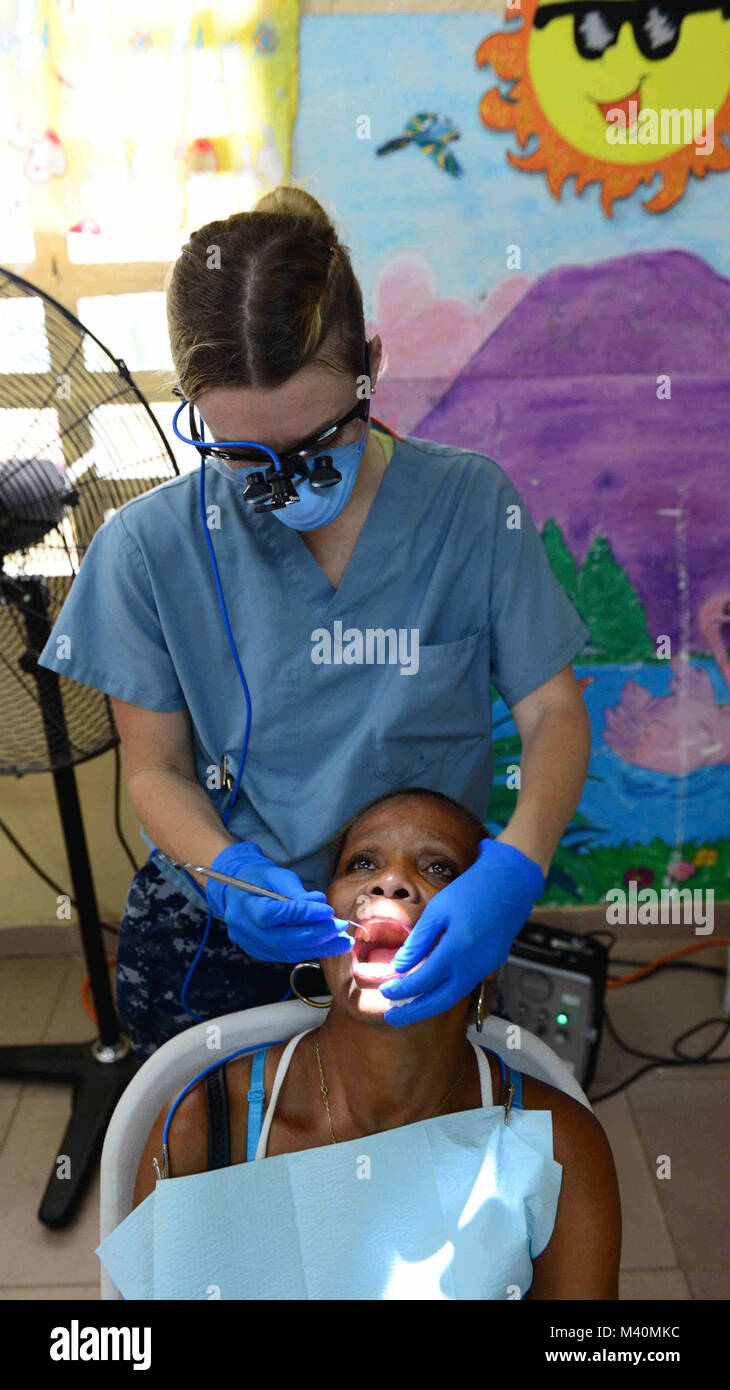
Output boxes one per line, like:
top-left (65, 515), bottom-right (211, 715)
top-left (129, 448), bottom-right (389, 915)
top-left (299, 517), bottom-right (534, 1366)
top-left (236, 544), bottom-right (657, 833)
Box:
top-left (351, 903), bottom-right (412, 988)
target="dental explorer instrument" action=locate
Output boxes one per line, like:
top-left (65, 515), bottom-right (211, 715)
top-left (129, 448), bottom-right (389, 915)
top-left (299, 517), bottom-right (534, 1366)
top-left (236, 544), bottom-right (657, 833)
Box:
top-left (169, 860), bottom-right (364, 933)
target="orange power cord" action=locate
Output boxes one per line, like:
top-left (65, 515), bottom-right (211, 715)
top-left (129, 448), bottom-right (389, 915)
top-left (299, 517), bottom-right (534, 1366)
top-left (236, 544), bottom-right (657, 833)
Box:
top-left (606, 938), bottom-right (730, 987)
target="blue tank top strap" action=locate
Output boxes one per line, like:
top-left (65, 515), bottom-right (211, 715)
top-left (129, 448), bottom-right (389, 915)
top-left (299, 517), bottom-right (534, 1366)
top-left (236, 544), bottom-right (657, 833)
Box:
top-left (246, 1044), bottom-right (520, 1161)
top-left (246, 1047), bottom-right (267, 1161)
top-left (479, 1045), bottom-right (523, 1110)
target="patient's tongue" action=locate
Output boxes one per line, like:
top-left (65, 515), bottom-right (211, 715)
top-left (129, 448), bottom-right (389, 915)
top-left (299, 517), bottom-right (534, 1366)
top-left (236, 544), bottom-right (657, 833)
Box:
top-left (368, 947), bottom-right (397, 965)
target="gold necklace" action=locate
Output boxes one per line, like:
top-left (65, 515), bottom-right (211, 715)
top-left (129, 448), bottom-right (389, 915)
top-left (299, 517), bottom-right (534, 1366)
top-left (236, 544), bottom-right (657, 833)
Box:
top-left (314, 1035), bottom-right (469, 1145)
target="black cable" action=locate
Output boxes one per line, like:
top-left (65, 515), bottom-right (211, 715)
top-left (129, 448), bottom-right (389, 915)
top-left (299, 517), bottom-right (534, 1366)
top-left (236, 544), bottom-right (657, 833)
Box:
top-left (0, 738), bottom-right (141, 936)
top-left (602, 992), bottom-right (730, 1067)
top-left (0, 817), bottom-right (120, 937)
top-left (0, 812), bottom-right (78, 906)
top-left (589, 964), bottom-right (730, 1103)
top-left (672, 1015), bottom-right (730, 1060)
top-left (573, 927), bottom-right (730, 1100)
top-left (590, 1015), bottom-right (730, 1103)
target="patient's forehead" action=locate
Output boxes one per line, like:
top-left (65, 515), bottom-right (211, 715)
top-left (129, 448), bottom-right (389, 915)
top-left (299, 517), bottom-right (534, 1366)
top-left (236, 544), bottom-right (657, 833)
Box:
top-left (337, 797), bottom-right (477, 864)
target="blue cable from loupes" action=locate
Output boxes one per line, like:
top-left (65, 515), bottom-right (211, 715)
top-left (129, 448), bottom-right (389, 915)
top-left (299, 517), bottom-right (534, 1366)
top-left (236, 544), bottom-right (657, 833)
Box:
top-left (147, 434), bottom-right (314, 1172)
top-left (149, 430), bottom-right (297, 1023)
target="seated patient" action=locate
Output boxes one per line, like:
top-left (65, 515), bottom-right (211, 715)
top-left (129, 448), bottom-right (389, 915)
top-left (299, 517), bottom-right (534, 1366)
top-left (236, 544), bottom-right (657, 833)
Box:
top-left (133, 787), bottom-right (621, 1299)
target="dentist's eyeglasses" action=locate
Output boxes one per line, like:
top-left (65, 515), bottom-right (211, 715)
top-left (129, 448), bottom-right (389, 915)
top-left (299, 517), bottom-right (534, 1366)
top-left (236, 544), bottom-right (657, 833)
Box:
top-left (173, 395), bottom-right (369, 467)
top-left (533, 0), bottom-right (729, 61)
top-left (170, 341), bottom-right (373, 510)
top-left (171, 339), bottom-right (372, 470)
top-left (171, 393), bottom-right (370, 509)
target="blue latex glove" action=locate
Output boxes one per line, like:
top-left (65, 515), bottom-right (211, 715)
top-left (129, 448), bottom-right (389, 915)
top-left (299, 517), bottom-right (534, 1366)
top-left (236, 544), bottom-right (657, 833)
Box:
top-left (205, 842), bottom-right (353, 964)
top-left (378, 838), bottom-right (545, 1026)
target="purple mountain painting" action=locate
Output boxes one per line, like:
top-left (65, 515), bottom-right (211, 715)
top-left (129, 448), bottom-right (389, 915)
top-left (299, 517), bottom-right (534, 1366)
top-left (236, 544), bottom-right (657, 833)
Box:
top-left (415, 250), bottom-right (730, 657)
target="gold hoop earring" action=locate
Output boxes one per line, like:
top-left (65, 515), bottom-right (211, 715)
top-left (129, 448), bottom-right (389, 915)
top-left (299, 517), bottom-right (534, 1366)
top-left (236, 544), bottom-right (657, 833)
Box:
top-left (475, 980), bottom-right (487, 1033)
top-left (289, 961), bottom-right (332, 1009)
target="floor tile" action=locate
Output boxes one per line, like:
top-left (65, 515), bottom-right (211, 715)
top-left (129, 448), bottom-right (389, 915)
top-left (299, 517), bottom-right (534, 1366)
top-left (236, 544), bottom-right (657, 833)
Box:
top-left (684, 1268), bottom-right (730, 1300)
top-left (0, 958), bottom-right (70, 1046)
top-left (619, 1268), bottom-right (692, 1300)
top-left (626, 1073), bottom-right (730, 1268)
top-left (590, 1092), bottom-right (677, 1268)
top-left (0, 1082), bottom-right (102, 1288)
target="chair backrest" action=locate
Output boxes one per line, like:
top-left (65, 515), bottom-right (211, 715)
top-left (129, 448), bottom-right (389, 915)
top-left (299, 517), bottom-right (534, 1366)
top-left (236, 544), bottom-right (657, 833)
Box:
top-left (99, 999), bottom-right (592, 1299)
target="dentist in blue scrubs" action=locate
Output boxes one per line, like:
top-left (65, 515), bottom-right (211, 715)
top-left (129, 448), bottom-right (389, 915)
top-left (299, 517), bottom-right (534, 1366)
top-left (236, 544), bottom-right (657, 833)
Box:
top-left (37, 186), bottom-right (592, 1061)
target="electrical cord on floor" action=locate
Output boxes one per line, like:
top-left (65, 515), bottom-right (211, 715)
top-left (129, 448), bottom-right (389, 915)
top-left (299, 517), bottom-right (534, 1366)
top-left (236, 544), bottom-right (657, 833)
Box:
top-left (1, 740), bottom-right (139, 938)
top-left (586, 937), bottom-right (730, 1103)
top-left (589, 1008), bottom-right (730, 1103)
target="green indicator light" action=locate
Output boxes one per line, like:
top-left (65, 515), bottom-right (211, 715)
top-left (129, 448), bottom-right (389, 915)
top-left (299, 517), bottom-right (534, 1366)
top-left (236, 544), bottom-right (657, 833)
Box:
top-left (556, 1013), bottom-right (568, 1026)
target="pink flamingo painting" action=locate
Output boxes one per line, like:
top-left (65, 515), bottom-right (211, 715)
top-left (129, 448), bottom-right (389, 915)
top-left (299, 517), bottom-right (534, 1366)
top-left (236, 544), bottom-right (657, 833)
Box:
top-left (602, 594), bottom-right (730, 773)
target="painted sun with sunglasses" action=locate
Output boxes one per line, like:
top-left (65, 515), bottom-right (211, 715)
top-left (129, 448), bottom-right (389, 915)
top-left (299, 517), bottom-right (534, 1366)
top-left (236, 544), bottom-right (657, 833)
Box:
top-left (477, 0), bottom-right (730, 215)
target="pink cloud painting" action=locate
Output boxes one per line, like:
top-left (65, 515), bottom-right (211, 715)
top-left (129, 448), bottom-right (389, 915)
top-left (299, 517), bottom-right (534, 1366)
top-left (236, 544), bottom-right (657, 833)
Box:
top-left (366, 255), bottom-right (533, 435)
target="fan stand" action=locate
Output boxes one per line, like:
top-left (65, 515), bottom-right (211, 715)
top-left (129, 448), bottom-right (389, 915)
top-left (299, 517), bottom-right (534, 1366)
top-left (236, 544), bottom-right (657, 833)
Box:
top-left (0, 574), bottom-right (138, 1228)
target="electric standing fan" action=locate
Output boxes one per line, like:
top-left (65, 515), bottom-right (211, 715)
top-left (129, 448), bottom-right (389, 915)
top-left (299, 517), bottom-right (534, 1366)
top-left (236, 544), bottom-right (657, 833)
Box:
top-left (0, 264), bottom-right (181, 1226)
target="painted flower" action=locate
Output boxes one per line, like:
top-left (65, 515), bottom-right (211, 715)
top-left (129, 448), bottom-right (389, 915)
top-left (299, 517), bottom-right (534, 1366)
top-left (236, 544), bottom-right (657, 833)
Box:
top-left (253, 23), bottom-right (278, 55)
top-left (666, 859), bottom-right (696, 881)
top-left (624, 866), bottom-right (654, 889)
top-left (693, 848), bottom-right (717, 867)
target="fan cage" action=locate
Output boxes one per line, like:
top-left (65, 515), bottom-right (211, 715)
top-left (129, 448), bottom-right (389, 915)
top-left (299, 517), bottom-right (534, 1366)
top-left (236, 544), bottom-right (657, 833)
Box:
top-left (1, 266), bottom-right (180, 775)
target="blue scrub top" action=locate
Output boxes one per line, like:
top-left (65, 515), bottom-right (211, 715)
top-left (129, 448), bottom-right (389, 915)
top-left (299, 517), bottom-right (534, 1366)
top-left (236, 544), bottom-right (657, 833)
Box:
top-left (37, 429), bottom-right (590, 906)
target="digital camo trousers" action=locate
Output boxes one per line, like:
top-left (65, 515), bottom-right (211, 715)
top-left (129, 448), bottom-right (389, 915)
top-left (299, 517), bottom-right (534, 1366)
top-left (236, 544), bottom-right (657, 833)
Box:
top-left (115, 859), bottom-right (294, 1062)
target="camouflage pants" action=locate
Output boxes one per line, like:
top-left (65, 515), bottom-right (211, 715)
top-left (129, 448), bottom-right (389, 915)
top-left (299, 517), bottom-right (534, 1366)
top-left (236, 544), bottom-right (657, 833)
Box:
top-left (115, 859), bottom-right (294, 1063)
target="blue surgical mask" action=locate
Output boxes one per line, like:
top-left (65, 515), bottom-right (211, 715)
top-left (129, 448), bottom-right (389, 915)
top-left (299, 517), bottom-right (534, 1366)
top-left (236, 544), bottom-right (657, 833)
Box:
top-left (270, 433), bottom-right (367, 531)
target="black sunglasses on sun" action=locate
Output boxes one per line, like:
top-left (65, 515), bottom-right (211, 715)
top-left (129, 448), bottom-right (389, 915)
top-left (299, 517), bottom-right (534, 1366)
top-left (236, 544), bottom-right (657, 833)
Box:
top-left (533, 0), bottom-right (729, 60)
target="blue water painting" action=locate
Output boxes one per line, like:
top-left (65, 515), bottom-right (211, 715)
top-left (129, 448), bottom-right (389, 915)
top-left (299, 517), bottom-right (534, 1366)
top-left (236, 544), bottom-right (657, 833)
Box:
top-left (490, 661), bottom-right (730, 849)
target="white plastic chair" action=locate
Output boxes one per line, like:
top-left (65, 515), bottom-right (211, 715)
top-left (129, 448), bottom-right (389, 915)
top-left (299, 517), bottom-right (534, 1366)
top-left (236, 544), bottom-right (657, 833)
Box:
top-left (99, 998), bottom-right (592, 1299)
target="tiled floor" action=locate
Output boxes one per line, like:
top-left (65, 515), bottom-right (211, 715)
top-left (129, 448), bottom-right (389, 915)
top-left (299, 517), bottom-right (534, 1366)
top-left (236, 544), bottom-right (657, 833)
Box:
top-left (0, 931), bottom-right (728, 1300)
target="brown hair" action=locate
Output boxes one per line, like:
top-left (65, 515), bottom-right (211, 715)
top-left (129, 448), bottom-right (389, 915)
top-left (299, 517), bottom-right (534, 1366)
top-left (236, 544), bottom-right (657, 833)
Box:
top-left (164, 185), bottom-right (367, 400)
top-left (328, 787), bottom-right (499, 1027)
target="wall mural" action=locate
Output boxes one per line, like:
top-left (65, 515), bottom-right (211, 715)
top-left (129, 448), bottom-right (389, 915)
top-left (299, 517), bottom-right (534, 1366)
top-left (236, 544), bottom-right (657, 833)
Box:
top-left (478, 0), bottom-right (730, 215)
top-left (297, 9), bottom-right (730, 905)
